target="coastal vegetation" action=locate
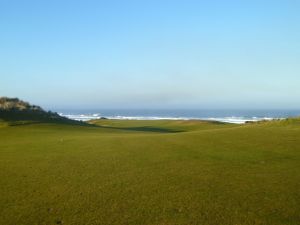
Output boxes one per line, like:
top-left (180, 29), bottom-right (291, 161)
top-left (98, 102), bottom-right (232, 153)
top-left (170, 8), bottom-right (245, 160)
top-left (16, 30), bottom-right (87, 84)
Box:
top-left (0, 97), bottom-right (82, 125)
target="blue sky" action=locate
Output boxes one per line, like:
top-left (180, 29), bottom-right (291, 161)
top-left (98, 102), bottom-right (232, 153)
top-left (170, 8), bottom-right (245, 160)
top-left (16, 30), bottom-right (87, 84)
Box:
top-left (1, 0), bottom-right (300, 109)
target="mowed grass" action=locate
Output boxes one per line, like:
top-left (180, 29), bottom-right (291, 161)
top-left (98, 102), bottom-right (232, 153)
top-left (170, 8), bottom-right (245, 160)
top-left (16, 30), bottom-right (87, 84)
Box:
top-left (0, 119), bottom-right (300, 225)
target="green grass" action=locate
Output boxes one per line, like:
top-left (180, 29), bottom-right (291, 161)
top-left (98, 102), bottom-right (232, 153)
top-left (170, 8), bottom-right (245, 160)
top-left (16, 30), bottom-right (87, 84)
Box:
top-left (0, 119), bottom-right (300, 225)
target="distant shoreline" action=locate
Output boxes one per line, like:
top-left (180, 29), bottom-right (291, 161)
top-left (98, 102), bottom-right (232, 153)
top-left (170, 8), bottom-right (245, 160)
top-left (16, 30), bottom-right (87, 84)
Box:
top-left (59, 113), bottom-right (285, 124)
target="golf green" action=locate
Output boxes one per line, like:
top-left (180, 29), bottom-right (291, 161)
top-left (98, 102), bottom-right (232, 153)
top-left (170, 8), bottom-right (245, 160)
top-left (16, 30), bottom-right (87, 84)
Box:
top-left (0, 119), bottom-right (299, 225)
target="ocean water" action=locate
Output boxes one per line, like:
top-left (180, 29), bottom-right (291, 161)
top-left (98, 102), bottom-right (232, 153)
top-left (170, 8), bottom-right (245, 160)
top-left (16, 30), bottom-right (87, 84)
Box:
top-left (57, 109), bottom-right (300, 124)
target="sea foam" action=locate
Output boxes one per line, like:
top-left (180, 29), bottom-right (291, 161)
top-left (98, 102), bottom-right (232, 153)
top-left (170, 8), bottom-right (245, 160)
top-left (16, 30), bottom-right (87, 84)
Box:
top-left (59, 113), bottom-right (277, 124)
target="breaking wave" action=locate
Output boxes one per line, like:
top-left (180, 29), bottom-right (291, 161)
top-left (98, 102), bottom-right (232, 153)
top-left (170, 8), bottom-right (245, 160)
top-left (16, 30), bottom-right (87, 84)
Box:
top-left (59, 113), bottom-right (278, 124)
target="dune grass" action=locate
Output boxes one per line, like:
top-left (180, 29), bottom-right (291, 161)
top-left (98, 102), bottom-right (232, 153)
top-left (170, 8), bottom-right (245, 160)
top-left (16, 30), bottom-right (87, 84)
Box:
top-left (0, 119), bottom-right (299, 225)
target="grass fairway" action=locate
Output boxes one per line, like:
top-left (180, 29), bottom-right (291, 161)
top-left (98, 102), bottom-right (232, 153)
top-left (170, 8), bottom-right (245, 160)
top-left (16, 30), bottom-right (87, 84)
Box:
top-left (0, 119), bottom-right (300, 225)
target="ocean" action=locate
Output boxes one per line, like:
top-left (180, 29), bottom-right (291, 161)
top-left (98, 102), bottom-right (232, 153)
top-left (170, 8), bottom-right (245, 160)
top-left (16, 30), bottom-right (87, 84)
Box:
top-left (57, 109), bottom-right (300, 124)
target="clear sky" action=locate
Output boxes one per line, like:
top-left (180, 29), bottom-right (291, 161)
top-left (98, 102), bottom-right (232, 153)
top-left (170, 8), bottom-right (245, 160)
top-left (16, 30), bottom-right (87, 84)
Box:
top-left (1, 0), bottom-right (300, 109)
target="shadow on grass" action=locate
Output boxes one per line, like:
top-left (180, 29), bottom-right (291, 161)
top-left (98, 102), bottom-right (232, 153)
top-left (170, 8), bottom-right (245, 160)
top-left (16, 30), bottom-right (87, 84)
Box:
top-left (98, 125), bottom-right (183, 133)
top-left (5, 119), bottom-right (92, 127)
top-left (4, 119), bottom-right (182, 133)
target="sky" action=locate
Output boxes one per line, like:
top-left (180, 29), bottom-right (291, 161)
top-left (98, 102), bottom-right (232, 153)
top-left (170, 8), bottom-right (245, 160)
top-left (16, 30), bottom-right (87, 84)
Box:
top-left (1, 0), bottom-right (300, 110)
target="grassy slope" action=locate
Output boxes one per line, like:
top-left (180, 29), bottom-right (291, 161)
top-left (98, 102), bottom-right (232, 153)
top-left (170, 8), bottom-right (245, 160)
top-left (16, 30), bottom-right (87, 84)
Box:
top-left (0, 119), bottom-right (299, 225)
